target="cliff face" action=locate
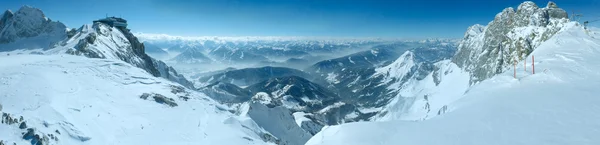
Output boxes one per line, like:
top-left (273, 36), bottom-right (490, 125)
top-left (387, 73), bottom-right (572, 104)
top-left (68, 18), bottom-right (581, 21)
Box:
top-left (453, 1), bottom-right (569, 83)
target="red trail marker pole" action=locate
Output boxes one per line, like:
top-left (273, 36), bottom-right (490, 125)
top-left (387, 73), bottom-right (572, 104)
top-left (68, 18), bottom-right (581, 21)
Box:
top-left (532, 55), bottom-right (535, 74)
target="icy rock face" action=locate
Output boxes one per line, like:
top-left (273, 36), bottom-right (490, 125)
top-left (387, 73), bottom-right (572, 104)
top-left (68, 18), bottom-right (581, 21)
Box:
top-left (453, 1), bottom-right (569, 83)
top-left (61, 22), bottom-right (193, 87)
top-left (299, 119), bottom-right (323, 136)
top-left (0, 6), bottom-right (67, 49)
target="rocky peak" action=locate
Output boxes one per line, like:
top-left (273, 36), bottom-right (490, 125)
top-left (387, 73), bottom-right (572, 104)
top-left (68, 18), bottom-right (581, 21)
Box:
top-left (14, 5), bottom-right (46, 19)
top-left (0, 5), bottom-right (66, 44)
top-left (547, 1), bottom-right (559, 8)
top-left (465, 24), bottom-right (485, 37)
top-left (517, 1), bottom-right (538, 13)
top-left (453, 1), bottom-right (570, 84)
top-left (0, 10), bottom-right (14, 31)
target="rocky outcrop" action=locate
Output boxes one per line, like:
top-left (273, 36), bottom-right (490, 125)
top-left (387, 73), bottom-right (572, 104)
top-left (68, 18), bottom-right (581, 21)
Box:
top-left (140, 93), bottom-right (178, 107)
top-left (453, 1), bottom-right (569, 83)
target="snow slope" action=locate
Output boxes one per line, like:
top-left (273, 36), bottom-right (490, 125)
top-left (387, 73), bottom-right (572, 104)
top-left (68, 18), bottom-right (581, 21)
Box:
top-left (307, 22), bottom-right (600, 145)
top-left (373, 59), bottom-right (470, 121)
top-left (0, 54), bottom-right (271, 145)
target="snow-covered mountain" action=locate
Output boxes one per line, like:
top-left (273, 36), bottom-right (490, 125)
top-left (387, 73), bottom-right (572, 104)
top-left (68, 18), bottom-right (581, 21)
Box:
top-left (4, 1), bottom-right (593, 145)
top-left (170, 47), bottom-right (214, 64)
top-left (208, 46), bottom-right (271, 64)
top-left (198, 81), bottom-right (252, 104)
top-left (142, 42), bottom-right (169, 58)
top-left (300, 43), bottom-right (456, 121)
top-left (51, 22), bottom-right (192, 87)
top-left (0, 6), bottom-right (284, 145)
top-left (198, 66), bottom-right (314, 87)
top-left (453, 1), bottom-right (569, 83)
top-left (247, 76), bottom-right (343, 114)
top-left (361, 1), bottom-right (570, 121)
top-left (0, 6), bottom-right (67, 51)
top-left (307, 21), bottom-right (600, 145)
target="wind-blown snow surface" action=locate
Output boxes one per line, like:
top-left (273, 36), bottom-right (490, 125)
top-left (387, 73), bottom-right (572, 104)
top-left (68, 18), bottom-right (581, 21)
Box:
top-left (307, 23), bottom-right (600, 145)
top-left (0, 54), bottom-right (270, 145)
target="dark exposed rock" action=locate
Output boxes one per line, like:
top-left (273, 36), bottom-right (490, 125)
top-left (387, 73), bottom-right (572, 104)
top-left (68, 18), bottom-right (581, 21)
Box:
top-left (140, 93), bottom-right (151, 100)
top-left (66, 28), bottom-right (76, 38)
top-left (299, 118), bottom-right (324, 135)
top-left (19, 121), bottom-right (27, 129)
top-left (22, 128), bottom-right (35, 140)
top-left (140, 93), bottom-right (178, 107)
top-left (170, 85), bottom-right (186, 94)
top-left (153, 94), bottom-right (178, 107)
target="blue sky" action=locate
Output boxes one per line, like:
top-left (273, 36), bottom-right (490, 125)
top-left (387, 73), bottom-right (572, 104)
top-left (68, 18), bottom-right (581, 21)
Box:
top-left (1, 0), bottom-right (599, 38)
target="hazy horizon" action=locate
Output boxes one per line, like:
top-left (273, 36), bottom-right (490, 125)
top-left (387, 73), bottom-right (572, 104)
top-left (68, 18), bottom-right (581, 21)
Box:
top-left (2, 0), bottom-right (599, 38)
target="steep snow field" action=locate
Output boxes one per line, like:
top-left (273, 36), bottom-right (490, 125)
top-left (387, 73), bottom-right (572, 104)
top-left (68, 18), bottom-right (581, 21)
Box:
top-left (307, 23), bottom-right (600, 145)
top-left (0, 54), bottom-right (270, 145)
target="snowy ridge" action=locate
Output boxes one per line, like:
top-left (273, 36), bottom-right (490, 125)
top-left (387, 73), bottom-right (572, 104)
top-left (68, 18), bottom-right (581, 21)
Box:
top-left (170, 46), bottom-right (214, 64)
top-left (374, 60), bottom-right (470, 121)
top-left (53, 23), bottom-right (144, 65)
top-left (49, 22), bottom-right (193, 87)
top-left (373, 51), bottom-right (416, 86)
top-left (307, 21), bottom-right (600, 145)
top-left (367, 49), bottom-right (470, 121)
